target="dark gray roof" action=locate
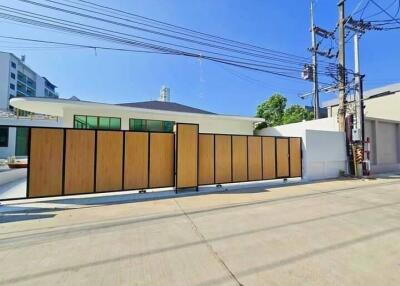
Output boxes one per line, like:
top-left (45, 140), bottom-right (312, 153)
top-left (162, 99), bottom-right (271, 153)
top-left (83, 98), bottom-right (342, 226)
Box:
top-left (117, 101), bottom-right (216, 115)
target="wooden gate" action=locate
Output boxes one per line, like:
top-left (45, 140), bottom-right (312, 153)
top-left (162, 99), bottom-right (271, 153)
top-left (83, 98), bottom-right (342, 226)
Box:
top-left (20, 124), bottom-right (303, 199)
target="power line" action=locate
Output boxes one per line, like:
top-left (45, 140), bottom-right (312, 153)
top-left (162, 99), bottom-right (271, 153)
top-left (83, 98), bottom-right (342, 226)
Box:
top-left (1, 4), bottom-right (327, 70)
top-left (0, 6), bottom-right (341, 79)
top-left (18, 0), bottom-right (312, 64)
top-left (65, 0), bottom-right (313, 61)
top-left (369, 0), bottom-right (400, 25)
top-left (0, 12), bottom-right (317, 80)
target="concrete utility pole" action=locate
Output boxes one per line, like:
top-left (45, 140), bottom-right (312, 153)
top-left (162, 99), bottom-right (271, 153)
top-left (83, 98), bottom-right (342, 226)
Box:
top-left (337, 0), bottom-right (346, 132)
top-left (353, 33), bottom-right (363, 140)
top-left (310, 0), bottom-right (320, 119)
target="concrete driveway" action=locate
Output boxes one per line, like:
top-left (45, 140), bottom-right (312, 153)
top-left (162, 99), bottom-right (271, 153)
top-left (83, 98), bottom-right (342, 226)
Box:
top-left (1, 176), bottom-right (400, 285)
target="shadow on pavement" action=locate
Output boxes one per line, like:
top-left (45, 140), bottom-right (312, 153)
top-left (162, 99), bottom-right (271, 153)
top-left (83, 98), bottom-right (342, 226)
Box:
top-left (0, 213), bottom-right (56, 224)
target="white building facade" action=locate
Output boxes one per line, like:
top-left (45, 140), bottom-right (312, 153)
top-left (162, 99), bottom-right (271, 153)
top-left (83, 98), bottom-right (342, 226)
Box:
top-left (0, 52), bottom-right (58, 111)
top-left (324, 83), bottom-right (400, 173)
top-left (10, 97), bottom-right (263, 135)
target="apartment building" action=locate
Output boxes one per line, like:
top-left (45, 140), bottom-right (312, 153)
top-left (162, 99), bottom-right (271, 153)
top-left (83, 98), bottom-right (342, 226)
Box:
top-left (0, 52), bottom-right (58, 111)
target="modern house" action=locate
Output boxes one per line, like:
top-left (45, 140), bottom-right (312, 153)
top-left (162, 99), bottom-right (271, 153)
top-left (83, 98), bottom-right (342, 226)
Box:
top-left (0, 52), bottom-right (58, 111)
top-left (9, 89), bottom-right (263, 135)
top-left (324, 83), bottom-right (400, 173)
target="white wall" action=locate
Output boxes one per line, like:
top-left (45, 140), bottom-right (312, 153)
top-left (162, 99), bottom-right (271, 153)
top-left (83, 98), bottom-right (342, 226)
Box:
top-left (256, 118), bottom-right (347, 181)
top-left (256, 117), bottom-right (339, 137)
top-left (63, 107), bottom-right (256, 135)
top-left (0, 118), bottom-right (63, 159)
top-left (304, 130), bottom-right (347, 181)
top-left (329, 91), bottom-right (400, 122)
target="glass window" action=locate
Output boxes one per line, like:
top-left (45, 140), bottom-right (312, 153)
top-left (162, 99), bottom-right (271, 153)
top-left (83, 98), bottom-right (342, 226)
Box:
top-left (163, 121), bottom-right (174, 132)
top-left (10, 72), bottom-right (15, 79)
top-left (11, 62), bottom-right (16, 68)
top-left (130, 119), bottom-right (145, 131)
top-left (129, 119), bottom-right (174, 132)
top-left (74, 115), bottom-right (86, 128)
top-left (146, 120), bottom-right (163, 132)
top-left (74, 115), bottom-right (120, 130)
top-left (109, 118), bottom-right (121, 130)
top-left (15, 127), bottom-right (29, 156)
top-left (0, 127), bottom-right (9, 147)
top-left (10, 83), bottom-right (15, 90)
top-left (98, 117), bottom-right (110, 129)
top-left (86, 116), bottom-right (98, 129)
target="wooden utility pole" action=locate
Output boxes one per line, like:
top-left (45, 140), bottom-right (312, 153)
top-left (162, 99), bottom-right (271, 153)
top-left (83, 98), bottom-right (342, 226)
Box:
top-left (337, 0), bottom-right (346, 131)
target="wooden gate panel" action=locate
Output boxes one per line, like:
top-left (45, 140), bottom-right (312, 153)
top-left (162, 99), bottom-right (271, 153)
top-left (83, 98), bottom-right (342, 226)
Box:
top-left (96, 131), bottom-right (123, 192)
top-left (290, 137), bottom-right (302, 177)
top-left (149, 133), bottom-right (174, 188)
top-left (262, 137), bottom-right (276, 179)
top-left (64, 130), bottom-right (95, 195)
top-left (276, 138), bottom-right (290, 178)
top-left (248, 136), bottom-right (262, 181)
top-left (28, 128), bottom-right (64, 198)
top-left (124, 132), bottom-right (149, 190)
top-left (198, 134), bottom-right (215, 185)
top-left (215, 135), bottom-right (232, 184)
top-left (176, 124), bottom-right (199, 189)
top-left (232, 136), bottom-right (248, 182)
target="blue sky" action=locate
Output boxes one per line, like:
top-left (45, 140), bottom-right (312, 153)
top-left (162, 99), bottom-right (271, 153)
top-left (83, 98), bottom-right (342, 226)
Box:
top-left (1, 0), bottom-right (399, 116)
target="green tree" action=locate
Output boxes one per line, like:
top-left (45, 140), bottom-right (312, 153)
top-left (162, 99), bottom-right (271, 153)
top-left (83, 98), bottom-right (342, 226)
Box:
top-left (256, 93), bottom-right (287, 129)
top-left (282, 104), bottom-right (314, 124)
top-left (256, 94), bottom-right (314, 129)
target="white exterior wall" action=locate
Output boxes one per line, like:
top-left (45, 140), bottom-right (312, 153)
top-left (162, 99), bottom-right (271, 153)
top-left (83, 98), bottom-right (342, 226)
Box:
top-left (0, 118), bottom-right (63, 159)
top-left (62, 107), bottom-right (255, 135)
top-left (257, 118), bottom-right (347, 181)
top-left (329, 91), bottom-right (400, 122)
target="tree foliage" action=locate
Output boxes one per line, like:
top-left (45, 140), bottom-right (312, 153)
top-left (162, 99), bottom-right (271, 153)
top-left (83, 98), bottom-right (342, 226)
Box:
top-left (282, 104), bottom-right (314, 124)
top-left (256, 94), bottom-right (313, 129)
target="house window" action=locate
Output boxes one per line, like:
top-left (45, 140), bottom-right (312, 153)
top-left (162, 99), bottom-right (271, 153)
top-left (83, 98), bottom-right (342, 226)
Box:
top-left (10, 83), bottom-right (15, 90)
top-left (10, 72), bottom-right (15, 79)
top-left (73, 115), bottom-right (121, 130)
top-left (0, 127), bottom-right (9, 147)
top-left (11, 62), bottom-right (16, 69)
top-left (129, 119), bottom-right (174, 132)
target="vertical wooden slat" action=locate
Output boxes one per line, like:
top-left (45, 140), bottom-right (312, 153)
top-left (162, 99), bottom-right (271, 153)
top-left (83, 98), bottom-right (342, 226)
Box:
top-left (232, 136), bottom-right (248, 182)
top-left (124, 132), bottom-right (149, 190)
top-left (96, 131), bottom-right (123, 192)
top-left (64, 130), bottom-right (95, 195)
top-left (290, 137), bottom-right (302, 177)
top-left (29, 128), bottom-right (64, 198)
top-left (215, 135), bottom-right (232, 184)
top-left (276, 138), bottom-right (290, 177)
top-left (198, 134), bottom-right (215, 185)
top-left (149, 133), bottom-right (174, 188)
top-left (262, 137), bottom-right (276, 179)
top-left (176, 124), bottom-right (199, 189)
top-left (248, 136), bottom-right (262, 181)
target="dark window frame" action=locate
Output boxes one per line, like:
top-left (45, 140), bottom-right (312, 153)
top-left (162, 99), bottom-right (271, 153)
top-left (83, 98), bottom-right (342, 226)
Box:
top-left (0, 127), bottom-right (9, 147)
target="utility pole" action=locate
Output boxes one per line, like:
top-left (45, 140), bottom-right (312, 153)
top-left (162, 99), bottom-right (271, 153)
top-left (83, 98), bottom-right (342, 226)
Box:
top-left (337, 0), bottom-right (346, 132)
top-left (310, 0), bottom-right (320, 119)
top-left (353, 33), bottom-right (363, 141)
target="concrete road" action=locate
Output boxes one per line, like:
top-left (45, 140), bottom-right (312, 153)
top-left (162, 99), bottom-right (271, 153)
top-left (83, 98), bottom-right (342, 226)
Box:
top-left (1, 176), bottom-right (400, 285)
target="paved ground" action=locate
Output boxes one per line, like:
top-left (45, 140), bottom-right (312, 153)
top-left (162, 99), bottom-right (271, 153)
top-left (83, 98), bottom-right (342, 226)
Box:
top-left (1, 176), bottom-right (400, 285)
